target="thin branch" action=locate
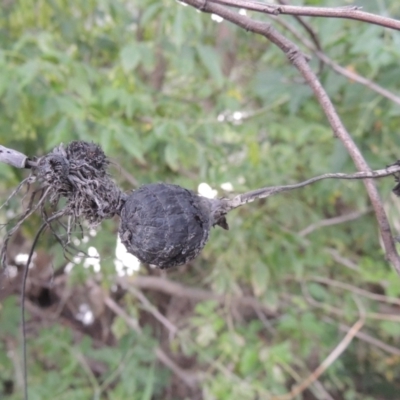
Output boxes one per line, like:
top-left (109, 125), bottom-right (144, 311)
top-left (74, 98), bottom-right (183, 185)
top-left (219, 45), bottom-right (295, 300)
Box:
top-left (276, 0), bottom-right (325, 75)
top-left (299, 209), bottom-right (372, 237)
top-left (301, 285), bottom-right (400, 322)
top-left (209, 0), bottom-right (400, 31)
top-left (104, 296), bottom-right (141, 333)
top-left (119, 276), bottom-right (220, 301)
top-left (119, 276), bottom-right (277, 316)
top-left (285, 294), bottom-right (400, 357)
top-left (323, 247), bottom-right (359, 271)
top-left (277, 0), bottom-right (322, 49)
top-left (154, 348), bottom-right (199, 388)
top-left (315, 50), bottom-right (400, 106)
top-left (182, 0), bottom-right (400, 275)
top-left (309, 276), bottom-right (400, 306)
top-left (323, 317), bottom-right (400, 356)
top-left (123, 285), bottom-right (178, 336)
top-left (280, 361), bottom-right (335, 400)
top-left (225, 165), bottom-right (400, 211)
top-left (270, 15), bottom-right (400, 106)
top-left (366, 312), bottom-right (400, 323)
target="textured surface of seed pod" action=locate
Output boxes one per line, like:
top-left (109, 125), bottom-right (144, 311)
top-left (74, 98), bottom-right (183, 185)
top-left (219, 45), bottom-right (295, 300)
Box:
top-left (119, 183), bottom-right (218, 269)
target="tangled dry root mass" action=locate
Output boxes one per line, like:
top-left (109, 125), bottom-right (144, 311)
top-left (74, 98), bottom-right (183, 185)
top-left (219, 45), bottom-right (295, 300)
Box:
top-left (36, 141), bottom-right (125, 225)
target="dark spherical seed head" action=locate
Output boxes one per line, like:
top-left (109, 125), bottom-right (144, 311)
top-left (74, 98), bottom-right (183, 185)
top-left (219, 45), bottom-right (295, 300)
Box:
top-left (119, 183), bottom-right (215, 269)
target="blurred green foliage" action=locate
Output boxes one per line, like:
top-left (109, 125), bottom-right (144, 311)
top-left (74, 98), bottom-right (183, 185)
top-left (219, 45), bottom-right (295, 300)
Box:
top-left (1, 0), bottom-right (400, 399)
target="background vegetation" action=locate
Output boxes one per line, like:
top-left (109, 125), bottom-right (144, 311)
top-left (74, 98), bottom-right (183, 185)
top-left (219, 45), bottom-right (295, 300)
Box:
top-left (1, 0), bottom-right (400, 399)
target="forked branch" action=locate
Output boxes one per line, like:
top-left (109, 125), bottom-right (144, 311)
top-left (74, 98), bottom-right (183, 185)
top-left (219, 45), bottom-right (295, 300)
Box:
top-left (181, 0), bottom-right (400, 275)
top-left (209, 0), bottom-right (400, 31)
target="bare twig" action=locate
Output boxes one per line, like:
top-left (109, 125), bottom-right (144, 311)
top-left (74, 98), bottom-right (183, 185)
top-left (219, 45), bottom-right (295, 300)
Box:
top-left (280, 361), bottom-right (335, 400)
top-left (123, 285), bottom-right (178, 335)
top-left (323, 247), bottom-right (359, 271)
top-left (285, 293), bottom-right (400, 357)
top-left (119, 275), bottom-right (277, 316)
top-left (299, 209), bottom-right (372, 237)
top-left (208, 0), bottom-right (400, 31)
top-left (276, 0), bottom-right (324, 75)
top-left (120, 275), bottom-right (221, 301)
top-left (323, 317), bottom-right (400, 356)
top-left (301, 285), bottom-right (400, 322)
top-left (154, 348), bottom-right (199, 388)
top-left (308, 276), bottom-right (400, 306)
top-left (275, 0), bottom-right (320, 46)
top-left (315, 51), bottom-right (400, 106)
top-left (104, 296), bottom-right (140, 333)
top-left (225, 165), bottom-right (400, 211)
top-left (270, 16), bottom-right (400, 106)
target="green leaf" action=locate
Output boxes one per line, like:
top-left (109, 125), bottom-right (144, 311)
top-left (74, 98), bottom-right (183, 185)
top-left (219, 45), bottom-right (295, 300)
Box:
top-left (120, 43), bottom-right (141, 73)
top-left (164, 143), bottom-right (179, 171)
top-left (173, 6), bottom-right (185, 48)
top-left (307, 282), bottom-right (328, 301)
top-left (239, 347), bottom-right (260, 375)
top-left (116, 128), bottom-right (145, 162)
top-left (0, 297), bottom-right (20, 335)
top-left (251, 260), bottom-right (269, 296)
top-left (140, 362), bottom-right (156, 400)
top-left (18, 60), bottom-right (39, 88)
top-left (47, 117), bottom-right (71, 148)
top-left (140, 3), bottom-right (162, 25)
top-left (196, 44), bottom-right (224, 87)
top-left (380, 321), bottom-right (400, 338)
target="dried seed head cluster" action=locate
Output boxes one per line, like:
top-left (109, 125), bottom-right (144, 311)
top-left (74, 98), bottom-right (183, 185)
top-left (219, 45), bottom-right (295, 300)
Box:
top-left (36, 141), bottom-right (124, 225)
top-left (1, 141), bottom-right (126, 269)
top-left (1, 140), bottom-right (229, 270)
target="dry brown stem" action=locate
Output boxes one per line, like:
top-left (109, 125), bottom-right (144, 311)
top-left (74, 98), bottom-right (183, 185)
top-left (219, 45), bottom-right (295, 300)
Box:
top-left (309, 276), bottom-right (400, 306)
top-left (118, 275), bottom-right (277, 316)
top-left (269, 15), bottom-right (400, 106)
top-left (209, 0), bottom-right (400, 31)
top-left (298, 209), bottom-right (372, 237)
